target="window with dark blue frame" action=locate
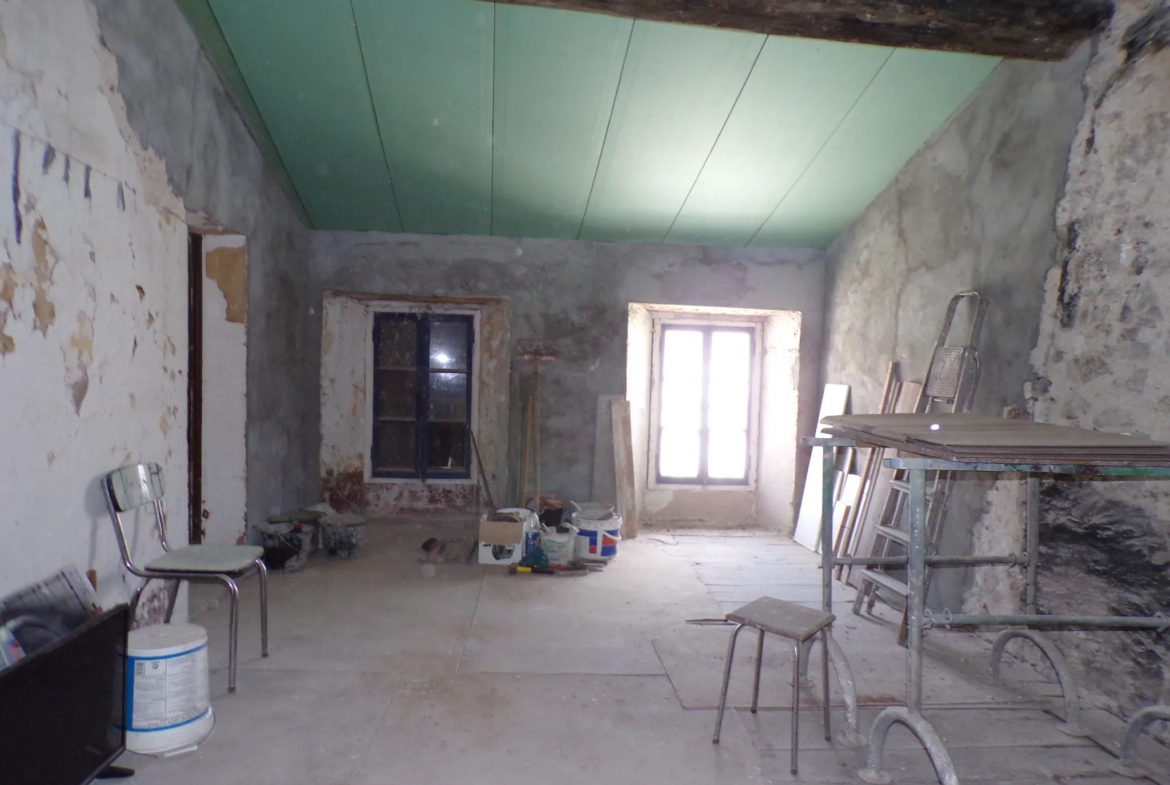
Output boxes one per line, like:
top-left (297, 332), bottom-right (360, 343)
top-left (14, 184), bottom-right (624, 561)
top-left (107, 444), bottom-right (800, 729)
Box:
top-left (371, 313), bottom-right (474, 480)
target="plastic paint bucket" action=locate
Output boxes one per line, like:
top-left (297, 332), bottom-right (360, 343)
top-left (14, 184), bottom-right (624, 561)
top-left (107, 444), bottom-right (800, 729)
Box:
top-left (572, 506), bottom-right (621, 561)
top-left (540, 525), bottom-right (578, 566)
top-left (125, 624), bottom-right (214, 756)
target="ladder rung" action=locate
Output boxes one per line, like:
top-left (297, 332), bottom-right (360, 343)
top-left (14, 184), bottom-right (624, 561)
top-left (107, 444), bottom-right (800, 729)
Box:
top-left (859, 569), bottom-right (909, 597)
top-left (875, 525), bottom-right (909, 544)
top-left (889, 479), bottom-right (936, 496)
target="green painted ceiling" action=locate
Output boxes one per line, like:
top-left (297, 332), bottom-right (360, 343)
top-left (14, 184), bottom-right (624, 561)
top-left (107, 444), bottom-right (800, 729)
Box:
top-left (182, 0), bottom-right (998, 248)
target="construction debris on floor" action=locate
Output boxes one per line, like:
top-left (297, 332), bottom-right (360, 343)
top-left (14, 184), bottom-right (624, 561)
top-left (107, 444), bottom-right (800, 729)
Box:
top-left (476, 503), bottom-right (620, 574)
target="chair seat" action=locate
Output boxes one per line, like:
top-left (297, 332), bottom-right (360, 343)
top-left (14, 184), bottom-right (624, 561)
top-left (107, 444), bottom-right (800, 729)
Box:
top-left (727, 597), bottom-right (835, 642)
top-left (146, 545), bottom-right (263, 573)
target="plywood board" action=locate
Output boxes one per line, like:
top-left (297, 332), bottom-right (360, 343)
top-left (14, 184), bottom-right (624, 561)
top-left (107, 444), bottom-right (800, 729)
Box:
top-left (793, 383), bottom-right (849, 551)
top-left (611, 399), bottom-right (639, 540)
top-left (591, 394), bottom-right (622, 507)
top-left (827, 474), bottom-right (862, 554)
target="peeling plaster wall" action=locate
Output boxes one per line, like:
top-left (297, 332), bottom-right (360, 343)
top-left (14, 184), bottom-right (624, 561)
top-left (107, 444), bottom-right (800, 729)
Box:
top-left (998, 0), bottom-right (1170, 718)
top-left (94, 0), bottom-right (318, 529)
top-left (821, 51), bottom-right (1090, 609)
top-left (312, 233), bottom-right (824, 513)
top-left (0, 0), bottom-right (188, 614)
top-left (0, 0), bottom-right (313, 621)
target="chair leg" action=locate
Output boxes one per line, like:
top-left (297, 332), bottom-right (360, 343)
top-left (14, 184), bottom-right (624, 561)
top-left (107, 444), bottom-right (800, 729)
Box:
top-left (821, 628), bottom-right (832, 741)
top-left (791, 640), bottom-right (802, 776)
top-left (751, 628), bottom-right (765, 714)
top-left (713, 622), bottom-right (745, 744)
top-left (222, 577), bottom-right (241, 693)
top-left (255, 558), bottom-right (269, 658)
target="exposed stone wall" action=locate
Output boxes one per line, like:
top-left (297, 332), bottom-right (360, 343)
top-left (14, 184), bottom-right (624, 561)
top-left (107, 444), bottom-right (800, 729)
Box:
top-left (825, 0), bottom-right (1170, 720)
top-left (1011, 0), bottom-right (1170, 715)
top-left (822, 51), bottom-right (1090, 607)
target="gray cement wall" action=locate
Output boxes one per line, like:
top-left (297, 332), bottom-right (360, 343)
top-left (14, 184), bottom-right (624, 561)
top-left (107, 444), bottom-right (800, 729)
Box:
top-left (311, 233), bottom-right (824, 517)
top-left (95, 0), bottom-right (320, 527)
top-left (821, 51), bottom-right (1090, 609)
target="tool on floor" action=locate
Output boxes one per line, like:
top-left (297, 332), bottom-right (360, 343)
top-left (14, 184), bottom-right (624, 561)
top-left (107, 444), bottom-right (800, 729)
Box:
top-left (852, 292), bottom-right (986, 640)
top-left (517, 342), bottom-right (556, 514)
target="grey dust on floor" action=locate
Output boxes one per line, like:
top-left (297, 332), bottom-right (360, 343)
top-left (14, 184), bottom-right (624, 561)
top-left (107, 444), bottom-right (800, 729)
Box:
top-left (120, 523), bottom-right (1167, 784)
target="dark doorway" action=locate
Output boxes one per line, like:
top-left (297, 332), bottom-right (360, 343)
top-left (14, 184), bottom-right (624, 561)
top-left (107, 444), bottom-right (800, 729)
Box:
top-left (187, 231), bottom-right (204, 544)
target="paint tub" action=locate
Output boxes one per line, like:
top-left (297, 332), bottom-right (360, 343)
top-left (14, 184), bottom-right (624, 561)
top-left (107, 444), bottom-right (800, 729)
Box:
top-left (125, 623), bottom-right (214, 756)
top-left (540, 525), bottom-right (578, 566)
top-left (571, 504), bottom-right (621, 561)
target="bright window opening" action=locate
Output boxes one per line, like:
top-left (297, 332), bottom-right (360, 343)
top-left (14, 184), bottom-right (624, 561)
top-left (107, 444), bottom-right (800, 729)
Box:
top-left (657, 325), bottom-right (753, 485)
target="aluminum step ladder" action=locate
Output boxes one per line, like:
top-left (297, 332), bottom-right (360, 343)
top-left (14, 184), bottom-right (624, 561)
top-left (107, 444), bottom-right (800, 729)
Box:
top-left (853, 292), bottom-right (987, 626)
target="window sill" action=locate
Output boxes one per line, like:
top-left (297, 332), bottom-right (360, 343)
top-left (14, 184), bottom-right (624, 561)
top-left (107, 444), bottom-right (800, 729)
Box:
top-left (646, 483), bottom-right (756, 492)
top-left (366, 476), bottom-right (477, 485)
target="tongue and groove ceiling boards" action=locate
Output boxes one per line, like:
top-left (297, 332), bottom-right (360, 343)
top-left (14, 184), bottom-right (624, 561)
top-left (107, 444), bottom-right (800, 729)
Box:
top-left (188, 0), bottom-right (1000, 248)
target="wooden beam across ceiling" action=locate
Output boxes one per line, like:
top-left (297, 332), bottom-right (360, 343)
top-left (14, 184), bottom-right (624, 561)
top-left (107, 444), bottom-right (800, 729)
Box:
top-left (489, 0), bottom-right (1113, 60)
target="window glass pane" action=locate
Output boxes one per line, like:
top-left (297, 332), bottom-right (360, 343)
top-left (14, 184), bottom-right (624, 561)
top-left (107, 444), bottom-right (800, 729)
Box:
top-left (376, 370), bottom-right (416, 419)
top-left (427, 423), bottom-right (468, 470)
top-left (708, 331), bottom-right (751, 431)
top-left (659, 429), bottom-right (700, 478)
top-left (708, 429), bottom-right (747, 479)
top-left (376, 318), bottom-right (417, 369)
top-left (374, 422), bottom-right (416, 472)
top-left (660, 329), bottom-right (703, 430)
top-left (429, 372), bottom-right (468, 422)
top-left (430, 320), bottom-right (469, 370)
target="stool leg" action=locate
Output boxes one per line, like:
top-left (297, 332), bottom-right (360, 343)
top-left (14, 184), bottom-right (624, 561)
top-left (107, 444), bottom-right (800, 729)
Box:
top-left (791, 639), bottom-right (801, 776)
top-left (751, 628), bottom-right (765, 714)
top-left (821, 628), bottom-right (832, 741)
top-left (713, 623), bottom-right (745, 744)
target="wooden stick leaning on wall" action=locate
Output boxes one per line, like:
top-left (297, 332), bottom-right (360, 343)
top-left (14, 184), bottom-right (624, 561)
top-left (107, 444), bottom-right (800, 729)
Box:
top-left (834, 362), bottom-right (897, 578)
top-left (612, 398), bottom-right (638, 540)
top-left (519, 395), bottom-right (533, 508)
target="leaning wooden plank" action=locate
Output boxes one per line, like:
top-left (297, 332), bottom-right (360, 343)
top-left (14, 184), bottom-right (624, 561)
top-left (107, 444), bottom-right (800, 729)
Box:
top-left (611, 399), bottom-right (639, 540)
top-left (793, 384), bottom-right (850, 551)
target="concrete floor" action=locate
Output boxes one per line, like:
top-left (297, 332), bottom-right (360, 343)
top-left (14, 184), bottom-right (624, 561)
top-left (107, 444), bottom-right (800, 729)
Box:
top-left (120, 522), bottom-right (1168, 784)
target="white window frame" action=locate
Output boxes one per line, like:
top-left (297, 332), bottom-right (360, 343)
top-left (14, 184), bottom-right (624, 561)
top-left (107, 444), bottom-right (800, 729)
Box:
top-left (364, 302), bottom-right (481, 485)
top-left (647, 314), bottom-right (763, 491)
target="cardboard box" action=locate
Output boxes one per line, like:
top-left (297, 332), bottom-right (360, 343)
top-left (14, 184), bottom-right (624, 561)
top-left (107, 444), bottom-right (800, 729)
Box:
top-left (478, 509), bottom-right (536, 565)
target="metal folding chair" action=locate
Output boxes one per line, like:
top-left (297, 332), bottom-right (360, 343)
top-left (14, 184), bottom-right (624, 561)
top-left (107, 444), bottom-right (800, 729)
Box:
top-left (103, 462), bottom-right (267, 692)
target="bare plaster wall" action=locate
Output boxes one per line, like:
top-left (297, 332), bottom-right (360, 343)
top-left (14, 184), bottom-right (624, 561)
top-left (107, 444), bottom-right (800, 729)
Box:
top-left (311, 233), bottom-right (824, 513)
top-left (822, 50), bottom-right (1091, 609)
top-left (0, 0), bottom-right (312, 623)
top-left (94, 0), bottom-right (319, 531)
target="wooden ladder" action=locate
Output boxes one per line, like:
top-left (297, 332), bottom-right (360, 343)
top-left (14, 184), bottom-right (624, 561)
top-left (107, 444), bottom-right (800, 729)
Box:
top-left (853, 292), bottom-right (987, 629)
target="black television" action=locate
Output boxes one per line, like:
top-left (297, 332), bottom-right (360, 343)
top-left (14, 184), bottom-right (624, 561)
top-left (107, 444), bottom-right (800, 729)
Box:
top-left (0, 604), bottom-right (130, 785)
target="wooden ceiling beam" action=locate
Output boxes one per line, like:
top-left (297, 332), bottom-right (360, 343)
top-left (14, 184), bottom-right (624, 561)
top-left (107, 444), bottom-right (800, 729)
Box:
top-left (489, 0), bottom-right (1113, 60)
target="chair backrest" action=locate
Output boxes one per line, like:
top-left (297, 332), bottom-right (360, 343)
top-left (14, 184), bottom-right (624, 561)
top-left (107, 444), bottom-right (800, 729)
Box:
top-left (103, 463), bottom-right (170, 572)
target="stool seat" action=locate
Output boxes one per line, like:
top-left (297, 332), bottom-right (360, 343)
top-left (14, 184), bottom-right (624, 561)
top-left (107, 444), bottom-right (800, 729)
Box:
top-left (727, 597), bottom-right (834, 641)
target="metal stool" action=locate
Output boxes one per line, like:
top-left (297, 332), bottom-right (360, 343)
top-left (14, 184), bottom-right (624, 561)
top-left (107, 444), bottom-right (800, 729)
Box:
top-left (712, 597), bottom-right (835, 775)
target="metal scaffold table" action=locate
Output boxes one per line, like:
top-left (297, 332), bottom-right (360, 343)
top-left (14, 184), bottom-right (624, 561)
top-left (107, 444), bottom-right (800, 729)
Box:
top-left (803, 432), bottom-right (1170, 785)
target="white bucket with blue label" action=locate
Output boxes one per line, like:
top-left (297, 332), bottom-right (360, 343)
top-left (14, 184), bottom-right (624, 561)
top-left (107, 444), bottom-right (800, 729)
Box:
top-left (572, 504), bottom-right (621, 561)
top-left (125, 623), bottom-right (214, 756)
